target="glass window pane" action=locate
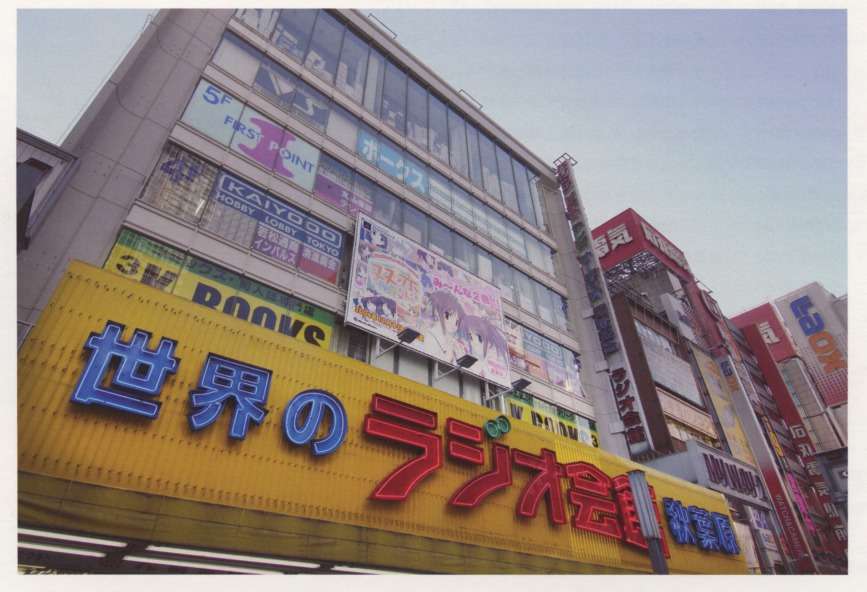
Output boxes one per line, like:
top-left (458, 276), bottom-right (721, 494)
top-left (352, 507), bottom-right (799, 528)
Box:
top-left (303, 10), bottom-right (344, 83)
top-left (514, 271), bottom-right (535, 314)
top-left (479, 132), bottom-right (500, 200)
top-left (535, 283), bottom-right (554, 325)
top-left (372, 187), bottom-right (401, 231)
top-left (326, 103), bottom-right (359, 150)
top-left (403, 153), bottom-right (429, 196)
top-left (212, 31), bottom-right (261, 84)
top-left (236, 9), bottom-right (279, 37)
top-left (428, 169), bottom-right (452, 212)
top-left (273, 9), bottom-right (318, 62)
top-left (428, 218), bottom-right (453, 260)
top-left (487, 208), bottom-right (508, 249)
top-left (545, 247), bottom-right (556, 275)
top-left (402, 202), bottom-right (427, 245)
top-left (313, 153), bottom-right (354, 213)
top-left (381, 61), bottom-right (407, 135)
top-left (513, 159), bottom-right (538, 227)
top-left (476, 248), bottom-right (493, 283)
top-left (335, 28), bottom-right (367, 103)
top-left (447, 109), bottom-right (469, 178)
top-left (363, 47), bottom-right (386, 116)
top-left (351, 173), bottom-right (377, 217)
top-left (182, 80), bottom-right (243, 146)
top-left (356, 124), bottom-right (379, 166)
top-left (492, 256), bottom-right (514, 302)
top-left (496, 145), bottom-right (519, 212)
top-left (529, 174), bottom-right (545, 229)
top-left (291, 79), bottom-right (330, 132)
top-left (452, 233), bottom-right (476, 274)
top-left (253, 55), bottom-right (298, 111)
top-left (230, 105), bottom-right (281, 171)
top-left (451, 185), bottom-right (475, 228)
top-left (472, 200), bottom-right (489, 237)
top-left (506, 220), bottom-right (526, 258)
top-left (376, 136), bottom-right (405, 181)
top-left (552, 293), bottom-right (568, 331)
top-left (140, 144), bottom-right (218, 224)
top-left (406, 78), bottom-right (428, 149)
top-left (428, 94), bottom-right (449, 163)
top-left (466, 124), bottom-right (483, 188)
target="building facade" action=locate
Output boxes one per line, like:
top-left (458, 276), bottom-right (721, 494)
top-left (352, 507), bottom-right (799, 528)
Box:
top-left (17, 9), bottom-right (747, 574)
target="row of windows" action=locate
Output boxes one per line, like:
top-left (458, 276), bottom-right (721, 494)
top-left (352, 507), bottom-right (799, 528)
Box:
top-left (177, 79), bottom-right (569, 330)
top-left (233, 9), bottom-right (546, 228)
top-left (212, 30), bottom-right (555, 278)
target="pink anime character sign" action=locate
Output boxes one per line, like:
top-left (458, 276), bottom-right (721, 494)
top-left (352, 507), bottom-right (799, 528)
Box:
top-left (346, 214), bottom-right (511, 388)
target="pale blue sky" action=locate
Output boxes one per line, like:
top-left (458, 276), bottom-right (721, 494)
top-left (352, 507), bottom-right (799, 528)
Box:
top-left (17, 9), bottom-right (847, 315)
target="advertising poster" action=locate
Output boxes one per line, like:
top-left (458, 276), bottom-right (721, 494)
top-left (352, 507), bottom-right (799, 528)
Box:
top-left (346, 214), bottom-right (510, 387)
top-left (521, 328), bottom-right (548, 383)
top-left (504, 394), bottom-right (599, 447)
top-left (104, 229), bottom-right (334, 348)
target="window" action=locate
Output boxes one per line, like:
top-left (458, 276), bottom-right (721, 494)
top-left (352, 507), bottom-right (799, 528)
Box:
top-left (304, 11), bottom-right (344, 82)
top-left (402, 202), bottom-right (427, 245)
top-left (506, 220), bottom-right (526, 259)
top-left (525, 235), bottom-right (544, 272)
top-left (273, 9), bottom-right (318, 62)
top-left (529, 174), bottom-right (545, 229)
top-left (352, 174), bottom-right (377, 218)
top-left (476, 248), bottom-right (493, 283)
top-left (513, 159), bottom-right (538, 227)
top-left (428, 218), bottom-right (452, 260)
top-left (372, 187), bottom-right (401, 231)
top-left (451, 185), bottom-right (475, 228)
top-left (478, 132), bottom-right (500, 200)
top-left (403, 153), bottom-right (428, 196)
top-left (447, 108), bottom-right (469, 178)
top-left (552, 294), bottom-right (568, 331)
top-left (466, 124), bottom-right (483, 188)
top-left (472, 200), bottom-right (489, 237)
top-left (313, 153), bottom-right (355, 213)
top-left (428, 94), bottom-right (449, 164)
top-left (428, 169), bottom-right (452, 213)
top-left (535, 283), bottom-right (554, 325)
top-left (496, 145), bottom-right (519, 213)
top-left (229, 105), bottom-right (279, 170)
top-left (514, 272), bottom-right (535, 315)
top-left (325, 103), bottom-right (359, 150)
top-left (492, 256), bottom-right (514, 302)
top-left (406, 78), bottom-right (428, 149)
top-left (363, 47), bottom-right (386, 116)
top-left (381, 61), bottom-right (407, 135)
top-left (335, 28), bottom-right (367, 103)
top-left (376, 136), bottom-right (405, 182)
top-left (356, 124), bottom-right (378, 166)
top-left (235, 9), bottom-right (279, 37)
top-left (253, 55), bottom-right (298, 111)
top-left (291, 79), bottom-right (330, 132)
top-left (487, 208), bottom-right (508, 250)
top-left (452, 233), bottom-right (476, 274)
top-left (212, 32), bottom-right (260, 84)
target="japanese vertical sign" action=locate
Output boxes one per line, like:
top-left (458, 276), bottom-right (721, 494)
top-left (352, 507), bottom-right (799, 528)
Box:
top-left (345, 214), bottom-right (511, 388)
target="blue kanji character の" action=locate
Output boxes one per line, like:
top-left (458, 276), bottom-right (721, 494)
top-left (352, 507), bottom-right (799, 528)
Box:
top-left (712, 512), bottom-right (740, 555)
top-left (71, 321), bottom-right (179, 419)
top-left (189, 354), bottom-right (271, 439)
top-left (663, 498), bottom-right (697, 546)
top-left (283, 389), bottom-right (348, 456)
top-left (689, 506), bottom-right (721, 552)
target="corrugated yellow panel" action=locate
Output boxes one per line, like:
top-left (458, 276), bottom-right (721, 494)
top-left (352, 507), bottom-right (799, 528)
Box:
top-left (18, 261), bottom-right (747, 574)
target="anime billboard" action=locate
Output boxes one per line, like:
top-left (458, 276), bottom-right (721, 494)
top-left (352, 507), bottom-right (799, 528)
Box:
top-left (346, 214), bottom-right (511, 388)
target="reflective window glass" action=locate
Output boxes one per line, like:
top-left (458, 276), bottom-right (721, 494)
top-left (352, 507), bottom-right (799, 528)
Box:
top-left (303, 10), bottom-right (344, 83)
top-left (406, 78), bottom-right (428, 149)
top-left (535, 283), bottom-right (554, 325)
top-left (182, 80), bottom-right (243, 146)
top-left (524, 235), bottom-right (542, 271)
top-left (140, 144), bottom-right (218, 224)
top-left (466, 124), bottom-right (483, 188)
top-left (452, 233), bottom-right (476, 274)
top-left (529, 174), bottom-right (545, 229)
top-left (313, 153), bottom-right (354, 213)
top-left (514, 271), bottom-right (535, 314)
top-left (487, 208), bottom-right (508, 249)
top-left (476, 248), bottom-right (493, 283)
top-left (428, 219), bottom-right (453, 261)
top-left (356, 124), bottom-right (379, 166)
top-left (428, 169), bottom-right (452, 212)
top-left (492, 256), bottom-right (514, 302)
top-left (372, 187), bottom-right (401, 231)
top-left (212, 32), bottom-right (260, 84)
top-left (253, 55), bottom-right (298, 111)
top-left (451, 185), bottom-right (475, 228)
top-left (552, 293), bottom-right (568, 331)
top-left (403, 153), bottom-right (429, 196)
top-left (273, 9), bottom-right (318, 62)
top-left (229, 105), bottom-right (280, 171)
top-left (513, 159), bottom-right (538, 227)
top-left (376, 136), bottom-right (405, 181)
top-left (325, 103), bottom-right (359, 150)
top-left (381, 61), bottom-right (407, 135)
top-left (291, 79), bottom-right (330, 132)
top-left (447, 109), bottom-right (469, 178)
top-left (478, 132), bottom-right (500, 200)
top-left (506, 220), bottom-right (526, 258)
top-left (352, 174), bottom-right (377, 218)
top-left (472, 199), bottom-right (489, 237)
top-left (545, 247), bottom-right (556, 275)
top-left (236, 9), bottom-right (279, 37)
top-left (496, 145), bottom-right (519, 213)
top-left (363, 47), bottom-right (386, 116)
top-left (335, 28), bottom-right (367, 103)
top-left (428, 94), bottom-right (449, 163)
top-left (402, 202), bottom-right (427, 245)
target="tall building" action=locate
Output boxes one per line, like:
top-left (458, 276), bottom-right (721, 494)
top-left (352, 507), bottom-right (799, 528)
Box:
top-left (590, 208), bottom-right (847, 574)
top-left (17, 10), bottom-right (747, 574)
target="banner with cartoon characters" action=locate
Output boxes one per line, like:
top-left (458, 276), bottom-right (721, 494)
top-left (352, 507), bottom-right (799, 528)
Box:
top-left (346, 214), bottom-right (511, 388)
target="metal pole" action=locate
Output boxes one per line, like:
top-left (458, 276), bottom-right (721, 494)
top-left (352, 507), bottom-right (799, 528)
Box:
top-left (627, 470), bottom-right (669, 574)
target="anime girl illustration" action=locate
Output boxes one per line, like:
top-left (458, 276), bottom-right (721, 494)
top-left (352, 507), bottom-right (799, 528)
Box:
top-left (422, 290), bottom-right (465, 363)
top-left (458, 315), bottom-right (510, 379)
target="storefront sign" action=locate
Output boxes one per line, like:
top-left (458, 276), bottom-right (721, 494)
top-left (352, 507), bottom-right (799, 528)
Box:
top-left (504, 393), bottom-right (598, 447)
top-left (640, 221), bottom-right (690, 272)
top-left (18, 262), bottom-right (748, 574)
top-left (346, 214), bottom-right (510, 388)
top-left (591, 223), bottom-right (634, 259)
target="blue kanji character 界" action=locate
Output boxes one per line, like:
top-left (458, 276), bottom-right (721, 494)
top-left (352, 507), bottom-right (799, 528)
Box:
top-left (71, 321), bottom-right (179, 419)
top-left (189, 354), bottom-right (271, 439)
top-left (663, 498), bottom-right (697, 546)
top-left (712, 512), bottom-right (740, 555)
top-left (689, 506), bottom-right (721, 552)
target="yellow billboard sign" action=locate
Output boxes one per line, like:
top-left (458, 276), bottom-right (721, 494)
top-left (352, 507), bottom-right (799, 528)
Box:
top-left (18, 262), bottom-right (747, 574)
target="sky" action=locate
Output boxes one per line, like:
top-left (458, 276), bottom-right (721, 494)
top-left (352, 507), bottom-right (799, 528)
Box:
top-left (16, 8), bottom-right (848, 316)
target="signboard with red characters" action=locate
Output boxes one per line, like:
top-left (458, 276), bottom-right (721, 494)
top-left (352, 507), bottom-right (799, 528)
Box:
top-left (731, 303), bottom-right (798, 362)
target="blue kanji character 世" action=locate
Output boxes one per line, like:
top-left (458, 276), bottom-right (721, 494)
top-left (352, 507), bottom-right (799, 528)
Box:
top-left (712, 512), bottom-right (740, 555)
top-left (71, 321), bottom-right (179, 419)
top-left (283, 389), bottom-right (348, 456)
top-left (189, 354), bottom-right (271, 439)
top-left (663, 498), bottom-right (697, 546)
top-left (689, 506), bottom-right (721, 552)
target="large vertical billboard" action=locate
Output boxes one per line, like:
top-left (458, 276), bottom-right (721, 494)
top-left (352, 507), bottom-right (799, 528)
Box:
top-left (731, 303), bottom-right (798, 362)
top-left (345, 214), bottom-right (511, 388)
